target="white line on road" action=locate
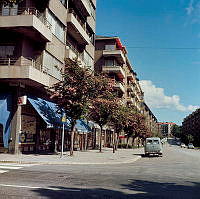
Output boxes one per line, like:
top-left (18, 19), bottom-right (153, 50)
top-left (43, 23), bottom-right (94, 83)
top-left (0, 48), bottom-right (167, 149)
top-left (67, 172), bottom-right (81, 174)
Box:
top-left (0, 184), bottom-right (81, 192)
top-left (0, 163), bottom-right (38, 167)
top-left (0, 166), bottom-right (23, 170)
top-left (0, 170), bottom-right (8, 173)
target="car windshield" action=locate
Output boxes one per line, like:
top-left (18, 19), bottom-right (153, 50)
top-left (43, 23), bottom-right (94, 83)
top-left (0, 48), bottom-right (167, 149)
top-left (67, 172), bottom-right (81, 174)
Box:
top-left (153, 140), bottom-right (159, 144)
top-left (147, 140), bottom-right (152, 144)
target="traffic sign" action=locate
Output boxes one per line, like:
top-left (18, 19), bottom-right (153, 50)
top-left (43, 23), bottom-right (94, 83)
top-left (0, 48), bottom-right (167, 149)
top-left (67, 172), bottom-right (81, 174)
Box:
top-left (61, 113), bottom-right (66, 123)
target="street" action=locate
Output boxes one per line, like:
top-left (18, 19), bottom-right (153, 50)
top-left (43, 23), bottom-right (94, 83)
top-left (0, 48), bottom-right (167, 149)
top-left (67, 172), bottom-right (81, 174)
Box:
top-left (0, 145), bottom-right (200, 199)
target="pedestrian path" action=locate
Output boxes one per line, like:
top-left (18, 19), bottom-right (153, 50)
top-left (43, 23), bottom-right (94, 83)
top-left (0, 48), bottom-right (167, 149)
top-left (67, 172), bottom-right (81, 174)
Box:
top-left (0, 163), bottom-right (36, 174)
top-left (0, 148), bottom-right (144, 165)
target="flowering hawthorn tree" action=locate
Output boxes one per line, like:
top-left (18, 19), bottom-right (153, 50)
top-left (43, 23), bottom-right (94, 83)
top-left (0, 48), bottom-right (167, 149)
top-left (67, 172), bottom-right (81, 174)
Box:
top-left (51, 59), bottom-right (114, 156)
top-left (88, 98), bottom-right (119, 152)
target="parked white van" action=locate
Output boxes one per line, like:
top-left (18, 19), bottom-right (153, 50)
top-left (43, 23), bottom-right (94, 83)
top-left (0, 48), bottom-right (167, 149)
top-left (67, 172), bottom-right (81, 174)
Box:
top-left (144, 137), bottom-right (163, 156)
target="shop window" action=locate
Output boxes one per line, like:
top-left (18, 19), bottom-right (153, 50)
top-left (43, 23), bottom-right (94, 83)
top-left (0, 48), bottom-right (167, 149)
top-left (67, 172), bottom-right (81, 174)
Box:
top-left (0, 124), bottom-right (3, 146)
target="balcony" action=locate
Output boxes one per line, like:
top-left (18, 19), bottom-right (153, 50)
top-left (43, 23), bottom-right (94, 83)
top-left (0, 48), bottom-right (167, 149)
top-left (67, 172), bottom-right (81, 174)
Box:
top-left (0, 57), bottom-right (52, 87)
top-left (127, 84), bottom-right (135, 92)
top-left (0, 8), bottom-right (52, 42)
top-left (103, 49), bottom-right (126, 64)
top-left (67, 9), bottom-right (90, 45)
top-left (102, 65), bottom-right (125, 80)
top-left (127, 72), bottom-right (135, 82)
top-left (127, 97), bottom-right (135, 104)
top-left (65, 43), bottom-right (85, 67)
top-left (73, 0), bottom-right (92, 17)
top-left (114, 82), bottom-right (126, 94)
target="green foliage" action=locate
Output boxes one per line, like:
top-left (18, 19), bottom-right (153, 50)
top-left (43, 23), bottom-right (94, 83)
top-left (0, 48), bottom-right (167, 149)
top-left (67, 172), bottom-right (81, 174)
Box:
top-left (123, 106), bottom-right (151, 140)
top-left (88, 98), bottom-right (119, 128)
top-left (171, 125), bottom-right (182, 138)
top-left (187, 134), bottom-right (194, 143)
top-left (109, 104), bottom-right (128, 134)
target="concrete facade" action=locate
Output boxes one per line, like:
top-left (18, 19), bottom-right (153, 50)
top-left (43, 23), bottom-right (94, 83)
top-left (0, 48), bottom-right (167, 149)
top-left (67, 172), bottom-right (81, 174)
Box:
top-left (0, 0), bottom-right (96, 153)
top-left (182, 108), bottom-right (200, 145)
top-left (94, 36), bottom-right (144, 112)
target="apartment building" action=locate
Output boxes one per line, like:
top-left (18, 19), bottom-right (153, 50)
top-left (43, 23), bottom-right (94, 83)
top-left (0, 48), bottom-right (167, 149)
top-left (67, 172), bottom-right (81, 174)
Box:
top-left (182, 108), bottom-right (200, 145)
top-left (143, 103), bottom-right (158, 135)
top-left (94, 36), bottom-right (144, 112)
top-left (157, 122), bottom-right (176, 137)
top-left (0, 0), bottom-right (96, 153)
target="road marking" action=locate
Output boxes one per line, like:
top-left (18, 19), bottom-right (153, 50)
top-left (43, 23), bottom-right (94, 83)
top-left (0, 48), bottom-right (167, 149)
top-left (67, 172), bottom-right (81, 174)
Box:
top-left (0, 184), bottom-right (81, 192)
top-left (0, 170), bottom-right (8, 173)
top-left (0, 166), bottom-right (23, 170)
top-left (0, 163), bottom-right (38, 167)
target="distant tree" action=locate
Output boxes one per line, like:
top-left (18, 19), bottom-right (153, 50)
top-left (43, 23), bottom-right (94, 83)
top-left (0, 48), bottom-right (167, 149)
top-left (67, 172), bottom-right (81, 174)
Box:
top-left (109, 103), bottom-right (127, 153)
top-left (171, 125), bottom-right (182, 138)
top-left (187, 134), bottom-right (194, 143)
top-left (152, 129), bottom-right (163, 139)
top-left (88, 98), bottom-right (119, 153)
top-left (123, 107), bottom-right (151, 148)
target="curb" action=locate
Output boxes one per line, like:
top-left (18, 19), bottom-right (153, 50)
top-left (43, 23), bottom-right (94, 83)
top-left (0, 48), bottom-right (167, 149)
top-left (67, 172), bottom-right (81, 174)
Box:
top-left (0, 156), bottom-right (141, 165)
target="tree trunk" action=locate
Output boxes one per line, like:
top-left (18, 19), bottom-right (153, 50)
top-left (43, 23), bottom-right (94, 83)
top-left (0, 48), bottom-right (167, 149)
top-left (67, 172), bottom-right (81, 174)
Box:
top-left (115, 133), bottom-right (119, 151)
top-left (70, 121), bottom-right (76, 156)
top-left (126, 137), bottom-right (130, 148)
top-left (112, 131), bottom-right (115, 153)
top-left (85, 133), bottom-right (87, 150)
top-left (99, 126), bottom-right (103, 152)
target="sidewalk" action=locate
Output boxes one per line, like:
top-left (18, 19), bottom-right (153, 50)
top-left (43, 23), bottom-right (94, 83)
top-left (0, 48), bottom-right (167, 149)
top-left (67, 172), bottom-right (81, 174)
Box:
top-left (0, 147), bottom-right (144, 165)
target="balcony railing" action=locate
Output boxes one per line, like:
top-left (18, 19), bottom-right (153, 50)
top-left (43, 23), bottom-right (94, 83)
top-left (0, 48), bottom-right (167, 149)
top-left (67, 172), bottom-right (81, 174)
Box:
top-left (66, 40), bottom-right (84, 61)
top-left (0, 57), bottom-right (49, 74)
top-left (68, 8), bottom-right (91, 40)
top-left (0, 7), bottom-right (51, 30)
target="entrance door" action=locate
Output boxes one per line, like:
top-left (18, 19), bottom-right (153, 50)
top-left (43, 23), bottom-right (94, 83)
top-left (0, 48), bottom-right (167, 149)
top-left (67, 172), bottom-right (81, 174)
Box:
top-left (0, 124), bottom-right (3, 147)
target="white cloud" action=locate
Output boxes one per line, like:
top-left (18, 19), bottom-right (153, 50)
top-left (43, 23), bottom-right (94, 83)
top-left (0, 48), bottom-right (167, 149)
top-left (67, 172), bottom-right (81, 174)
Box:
top-left (186, 0), bottom-right (194, 15)
top-left (139, 80), bottom-right (199, 112)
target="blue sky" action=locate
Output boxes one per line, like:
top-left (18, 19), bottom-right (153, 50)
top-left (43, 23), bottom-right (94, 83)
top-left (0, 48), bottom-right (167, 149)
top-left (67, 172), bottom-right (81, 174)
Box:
top-left (96, 0), bottom-right (200, 125)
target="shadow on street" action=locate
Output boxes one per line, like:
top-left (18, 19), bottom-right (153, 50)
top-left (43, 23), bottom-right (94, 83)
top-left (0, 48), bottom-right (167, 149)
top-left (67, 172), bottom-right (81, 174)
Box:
top-left (32, 179), bottom-right (200, 199)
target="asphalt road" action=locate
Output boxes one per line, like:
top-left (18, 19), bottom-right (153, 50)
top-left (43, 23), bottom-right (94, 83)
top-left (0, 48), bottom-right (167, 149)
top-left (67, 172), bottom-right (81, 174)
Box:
top-left (0, 144), bottom-right (200, 199)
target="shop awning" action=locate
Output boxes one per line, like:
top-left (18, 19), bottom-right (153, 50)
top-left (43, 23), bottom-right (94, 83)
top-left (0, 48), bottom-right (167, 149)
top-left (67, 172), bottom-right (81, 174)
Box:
top-left (0, 93), bottom-right (12, 148)
top-left (28, 96), bottom-right (92, 132)
top-left (75, 120), bottom-right (92, 133)
top-left (28, 96), bottom-right (62, 128)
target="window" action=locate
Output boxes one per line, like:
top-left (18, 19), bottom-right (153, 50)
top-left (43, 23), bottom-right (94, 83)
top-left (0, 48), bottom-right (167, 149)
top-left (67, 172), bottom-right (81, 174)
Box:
top-left (59, 0), bottom-right (65, 5)
top-left (83, 51), bottom-right (93, 69)
top-left (153, 140), bottom-right (159, 144)
top-left (43, 51), bottom-right (63, 80)
top-left (105, 59), bottom-right (115, 66)
top-left (47, 11), bottom-right (65, 43)
top-left (1, 4), bottom-right (18, 16)
top-left (105, 45), bottom-right (116, 50)
top-left (0, 46), bottom-right (15, 58)
top-left (147, 140), bottom-right (152, 144)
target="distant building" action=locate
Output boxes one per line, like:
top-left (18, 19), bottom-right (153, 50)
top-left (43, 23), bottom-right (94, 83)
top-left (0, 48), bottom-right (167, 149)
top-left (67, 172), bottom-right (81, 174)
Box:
top-left (157, 122), bottom-right (176, 137)
top-left (94, 35), bottom-right (144, 112)
top-left (182, 108), bottom-right (200, 145)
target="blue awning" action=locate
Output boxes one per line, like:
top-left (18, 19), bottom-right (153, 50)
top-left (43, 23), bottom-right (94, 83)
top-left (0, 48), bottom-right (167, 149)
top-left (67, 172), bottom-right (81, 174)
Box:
top-left (75, 120), bottom-right (92, 133)
top-left (28, 96), bottom-right (92, 132)
top-left (28, 96), bottom-right (63, 128)
top-left (0, 93), bottom-right (12, 148)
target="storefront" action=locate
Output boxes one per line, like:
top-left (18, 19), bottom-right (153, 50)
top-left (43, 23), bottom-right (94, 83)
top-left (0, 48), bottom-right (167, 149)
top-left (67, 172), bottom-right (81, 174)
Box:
top-left (20, 95), bottom-right (92, 153)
